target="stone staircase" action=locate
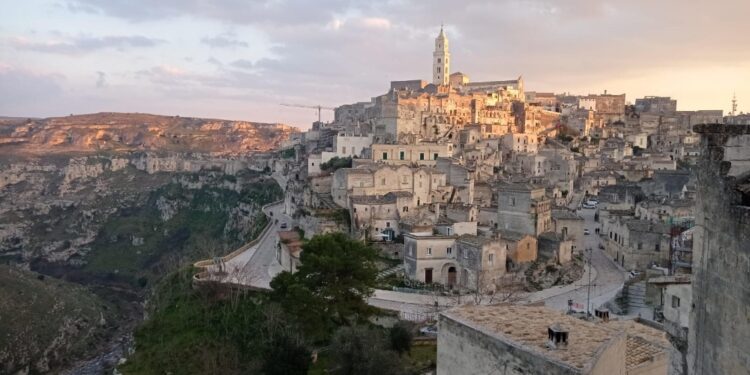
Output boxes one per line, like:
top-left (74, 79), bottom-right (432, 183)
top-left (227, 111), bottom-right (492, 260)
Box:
top-left (378, 264), bottom-right (404, 279)
top-left (315, 193), bottom-right (338, 209)
top-left (626, 281), bottom-right (647, 313)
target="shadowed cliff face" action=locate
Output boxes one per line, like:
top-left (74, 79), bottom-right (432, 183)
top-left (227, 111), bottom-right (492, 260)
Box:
top-left (0, 112), bottom-right (298, 154)
top-left (0, 114), bottom-right (290, 373)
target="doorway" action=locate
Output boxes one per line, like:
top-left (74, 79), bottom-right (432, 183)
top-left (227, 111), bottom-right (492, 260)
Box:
top-left (447, 267), bottom-right (457, 287)
top-left (425, 268), bottom-right (433, 284)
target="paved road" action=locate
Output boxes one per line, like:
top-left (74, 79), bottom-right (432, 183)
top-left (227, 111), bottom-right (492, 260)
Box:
top-left (238, 200), bottom-right (290, 288)
top-left (211, 173), bottom-right (627, 318)
top-left (540, 207), bottom-right (627, 313)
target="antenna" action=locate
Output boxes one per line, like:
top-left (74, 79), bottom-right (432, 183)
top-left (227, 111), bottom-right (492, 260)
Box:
top-left (731, 93), bottom-right (738, 116)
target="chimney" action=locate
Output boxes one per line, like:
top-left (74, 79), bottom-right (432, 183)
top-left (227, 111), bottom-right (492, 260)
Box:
top-left (547, 324), bottom-right (569, 349)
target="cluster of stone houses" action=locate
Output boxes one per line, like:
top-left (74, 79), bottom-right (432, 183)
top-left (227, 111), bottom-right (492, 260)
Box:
top-left (257, 25), bottom-right (750, 375)
top-left (273, 26), bottom-right (716, 296)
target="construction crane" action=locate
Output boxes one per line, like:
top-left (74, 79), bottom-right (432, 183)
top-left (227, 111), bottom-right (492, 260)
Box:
top-left (280, 103), bottom-right (336, 123)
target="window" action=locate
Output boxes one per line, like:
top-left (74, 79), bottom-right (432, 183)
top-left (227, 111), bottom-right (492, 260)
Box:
top-left (437, 67), bottom-right (441, 73)
top-left (489, 253), bottom-right (495, 265)
top-left (464, 249), bottom-right (469, 259)
top-left (433, 153), bottom-right (439, 160)
top-left (382, 152), bottom-right (388, 160)
top-left (399, 151), bottom-right (405, 160)
top-left (510, 197), bottom-right (516, 206)
top-left (447, 247), bottom-right (452, 255)
top-left (672, 295), bottom-right (680, 308)
top-left (419, 153), bottom-right (425, 160)
top-left (655, 243), bottom-right (661, 252)
top-left (427, 247), bottom-right (432, 256)
top-left (342, 146), bottom-right (347, 154)
top-left (381, 178), bottom-right (386, 185)
top-left (638, 243), bottom-right (643, 250)
top-left (386, 222), bottom-right (390, 227)
top-left (437, 58), bottom-right (441, 63)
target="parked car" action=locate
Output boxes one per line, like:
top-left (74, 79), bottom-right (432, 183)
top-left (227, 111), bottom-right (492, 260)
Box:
top-left (280, 222), bottom-right (288, 229)
top-left (585, 200), bottom-right (598, 206)
top-left (419, 325), bottom-right (438, 337)
top-left (584, 229), bottom-right (590, 235)
top-left (582, 203), bottom-right (596, 209)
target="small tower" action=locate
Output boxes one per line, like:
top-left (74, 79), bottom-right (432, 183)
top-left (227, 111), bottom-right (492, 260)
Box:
top-left (433, 25), bottom-right (450, 86)
top-left (731, 93), bottom-right (738, 116)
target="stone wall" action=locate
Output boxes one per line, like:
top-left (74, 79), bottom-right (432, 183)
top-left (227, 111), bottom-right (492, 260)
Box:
top-left (437, 313), bottom-right (582, 375)
top-left (688, 124), bottom-right (750, 375)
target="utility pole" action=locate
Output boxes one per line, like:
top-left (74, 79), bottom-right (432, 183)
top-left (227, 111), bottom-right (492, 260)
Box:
top-left (586, 248), bottom-right (592, 317)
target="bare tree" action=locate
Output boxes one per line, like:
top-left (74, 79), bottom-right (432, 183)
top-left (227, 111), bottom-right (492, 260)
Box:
top-left (466, 270), bottom-right (527, 305)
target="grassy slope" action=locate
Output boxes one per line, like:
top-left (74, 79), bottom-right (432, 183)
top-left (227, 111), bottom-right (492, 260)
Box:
top-left (0, 266), bottom-right (110, 373)
top-left (118, 269), bottom-right (266, 375)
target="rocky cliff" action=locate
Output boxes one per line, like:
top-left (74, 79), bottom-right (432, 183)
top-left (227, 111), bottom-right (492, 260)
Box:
top-left (0, 112), bottom-right (297, 155)
top-left (0, 113), bottom-right (290, 373)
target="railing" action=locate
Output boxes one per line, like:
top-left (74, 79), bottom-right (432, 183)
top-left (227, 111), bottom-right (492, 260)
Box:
top-left (192, 199), bottom-right (284, 286)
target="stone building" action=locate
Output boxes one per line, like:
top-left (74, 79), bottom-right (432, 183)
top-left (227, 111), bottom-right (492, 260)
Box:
top-left (635, 96), bottom-right (677, 114)
top-left (403, 231), bottom-right (458, 285)
top-left (648, 275), bottom-right (692, 373)
top-left (350, 192), bottom-right (412, 241)
top-left (688, 124), bottom-right (750, 375)
top-left (603, 218), bottom-right (670, 270)
top-left (371, 142), bottom-right (454, 166)
top-left (433, 26), bottom-right (450, 86)
top-left (454, 235), bottom-right (508, 290)
top-left (538, 232), bottom-right (573, 264)
top-left (496, 182), bottom-right (552, 235)
top-left (498, 229), bottom-right (538, 267)
top-left (331, 164), bottom-right (449, 208)
top-left (438, 305), bottom-right (670, 375)
top-left (276, 230), bottom-right (303, 273)
top-left (403, 229), bottom-right (509, 290)
top-left (551, 209), bottom-right (585, 253)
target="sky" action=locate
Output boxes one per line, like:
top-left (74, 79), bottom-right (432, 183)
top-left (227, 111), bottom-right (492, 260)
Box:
top-left (1, 0), bottom-right (748, 128)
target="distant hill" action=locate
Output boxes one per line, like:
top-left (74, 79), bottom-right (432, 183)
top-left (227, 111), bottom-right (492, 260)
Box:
top-left (0, 112), bottom-right (298, 155)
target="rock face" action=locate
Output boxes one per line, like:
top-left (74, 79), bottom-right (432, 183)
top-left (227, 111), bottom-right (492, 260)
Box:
top-left (0, 112), bottom-right (297, 154)
top-left (0, 113), bottom-right (289, 374)
top-left (0, 153), bottom-right (278, 267)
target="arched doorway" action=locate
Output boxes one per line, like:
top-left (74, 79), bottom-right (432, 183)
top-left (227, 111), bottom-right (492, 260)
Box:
top-left (447, 267), bottom-right (457, 287)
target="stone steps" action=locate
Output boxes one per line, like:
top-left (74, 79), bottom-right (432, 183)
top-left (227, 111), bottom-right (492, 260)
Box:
top-left (378, 264), bottom-right (404, 279)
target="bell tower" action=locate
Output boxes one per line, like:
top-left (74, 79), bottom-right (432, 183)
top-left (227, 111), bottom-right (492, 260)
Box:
top-left (433, 25), bottom-right (450, 86)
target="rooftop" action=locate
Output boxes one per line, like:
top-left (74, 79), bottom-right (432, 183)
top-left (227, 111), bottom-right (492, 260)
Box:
top-left (443, 305), bottom-right (669, 372)
top-left (552, 209), bottom-right (584, 221)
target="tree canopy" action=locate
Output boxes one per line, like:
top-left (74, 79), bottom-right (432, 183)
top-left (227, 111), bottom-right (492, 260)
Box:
top-left (270, 233), bottom-right (378, 339)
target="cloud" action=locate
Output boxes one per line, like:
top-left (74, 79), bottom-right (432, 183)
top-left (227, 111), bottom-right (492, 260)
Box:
top-left (96, 71), bottom-right (107, 88)
top-left (9, 34), bottom-right (164, 55)
top-left (16, 0), bottom-right (750, 125)
top-left (0, 65), bottom-right (63, 114)
top-left (229, 59), bottom-right (254, 69)
top-left (359, 17), bottom-right (391, 30)
top-left (201, 32), bottom-right (249, 48)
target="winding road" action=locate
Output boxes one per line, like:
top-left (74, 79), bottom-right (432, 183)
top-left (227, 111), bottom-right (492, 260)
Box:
top-left (206, 173), bottom-right (627, 318)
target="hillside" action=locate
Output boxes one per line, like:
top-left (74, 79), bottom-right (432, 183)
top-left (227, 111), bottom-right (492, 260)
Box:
top-left (0, 265), bottom-right (112, 374)
top-left (0, 112), bottom-right (298, 154)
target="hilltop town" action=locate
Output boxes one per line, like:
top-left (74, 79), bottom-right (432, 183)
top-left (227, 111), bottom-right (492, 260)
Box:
top-left (194, 27), bottom-right (749, 374)
top-left (3, 24), bottom-right (749, 375)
